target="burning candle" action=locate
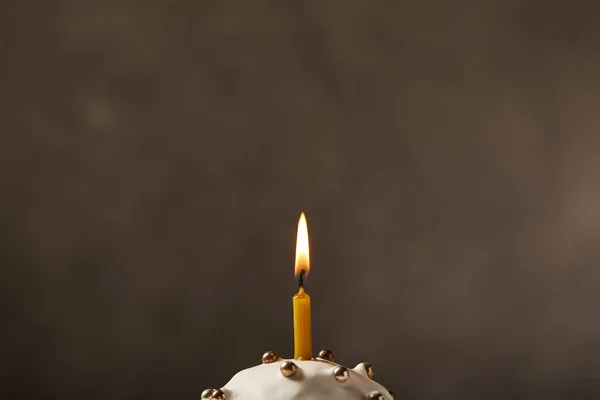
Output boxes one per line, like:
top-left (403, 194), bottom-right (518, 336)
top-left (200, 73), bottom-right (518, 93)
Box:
top-left (293, 212), bottom-right (312, 360)
top-left (201, 211), bottom-right (396, 399)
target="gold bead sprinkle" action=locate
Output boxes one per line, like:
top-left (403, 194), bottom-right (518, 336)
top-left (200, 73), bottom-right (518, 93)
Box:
top-left (333, 366), bottom-right (349, 383)
top-left (280, 361), bottom-right (298, 377)
top-left (201, 389), bottom-right (215, 399)
top-left (367, 391), bottom-right (384, 400)
top-left (362, 362), bottom-right (374, 379)
top-left (317, 349), bottom-right (335, 362)
top-left (211, 389), bottom-right (225, 400)
top-left (262, 351), bottom-right (279, 364)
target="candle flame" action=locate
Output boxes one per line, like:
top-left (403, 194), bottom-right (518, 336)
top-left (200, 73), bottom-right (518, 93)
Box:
top-left (294, 212), bottom-right (310, 278)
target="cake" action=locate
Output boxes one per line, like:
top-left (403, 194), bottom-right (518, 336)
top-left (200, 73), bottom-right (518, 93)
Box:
top-left (201, 349), bottom-right (394, 400)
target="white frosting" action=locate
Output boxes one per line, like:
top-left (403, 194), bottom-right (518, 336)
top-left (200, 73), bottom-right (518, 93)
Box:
top-left (220, 359), bottom-right (393, 399)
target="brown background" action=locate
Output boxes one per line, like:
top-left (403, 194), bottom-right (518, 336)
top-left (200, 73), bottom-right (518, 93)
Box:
top-left (2, 1), bottom-right (600, 399)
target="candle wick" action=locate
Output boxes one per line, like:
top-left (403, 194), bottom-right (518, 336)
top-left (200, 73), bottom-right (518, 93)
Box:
top-left (298, 270), bottom-right (306, 288)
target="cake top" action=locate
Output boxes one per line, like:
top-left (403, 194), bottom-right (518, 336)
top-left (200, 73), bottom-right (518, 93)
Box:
top-left (202, 350), bottom-right (394, 400)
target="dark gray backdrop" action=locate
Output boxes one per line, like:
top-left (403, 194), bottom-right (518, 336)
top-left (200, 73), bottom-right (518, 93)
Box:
top-left (2, 1), bottom-right (600, 399)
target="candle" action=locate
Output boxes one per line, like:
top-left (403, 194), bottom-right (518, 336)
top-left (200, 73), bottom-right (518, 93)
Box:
top-left (293, 212), bottom-right (312, 360)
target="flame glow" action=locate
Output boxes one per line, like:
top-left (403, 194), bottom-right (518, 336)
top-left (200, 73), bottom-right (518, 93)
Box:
top-left (294, 212), bottom-right (310, 278)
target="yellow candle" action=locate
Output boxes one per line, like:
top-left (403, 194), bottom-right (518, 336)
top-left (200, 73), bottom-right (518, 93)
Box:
top-left (293, 212), bottom-right (312, 360)
top-left (293, 285), bottom-right (312, 360)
